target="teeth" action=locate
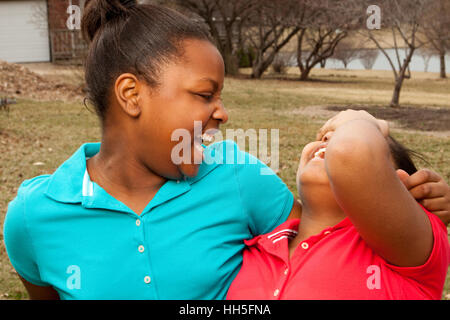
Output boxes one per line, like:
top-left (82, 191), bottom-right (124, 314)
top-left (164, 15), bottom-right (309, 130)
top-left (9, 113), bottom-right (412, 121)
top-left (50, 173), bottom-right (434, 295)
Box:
top-left (194, 143), bottom-right (205, 152)
top-left (314, 147), bottom-right (326, 158)
top-left (201, 133), bottom-right (214, 143)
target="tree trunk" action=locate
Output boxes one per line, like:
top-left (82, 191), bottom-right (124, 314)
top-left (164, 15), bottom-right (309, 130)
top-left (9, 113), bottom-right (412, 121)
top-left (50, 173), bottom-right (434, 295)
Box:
top-left (439, 50), bottom-right (447, 79)
top-left (251, 50), bottom-right (278, 79)
top-left (390, 76), bottom-right (404, 107)
top-left (251, 58), bottom-right (270, 78)
top-left (223, 47), bottom-right (239, 76)
top-left (389, 46), bottom-right (415, 107)
top-left (299, 67), bottom-right (312, 81)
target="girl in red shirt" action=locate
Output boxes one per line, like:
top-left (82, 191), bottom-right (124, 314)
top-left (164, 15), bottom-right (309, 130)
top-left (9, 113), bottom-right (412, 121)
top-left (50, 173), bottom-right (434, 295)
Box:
top-left (228, 110), bottom-right (450, 300)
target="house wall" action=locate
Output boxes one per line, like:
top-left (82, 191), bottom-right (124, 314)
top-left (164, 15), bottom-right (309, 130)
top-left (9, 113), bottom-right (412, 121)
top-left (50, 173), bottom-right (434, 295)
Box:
top-left (47, 0), bottom-right (84, 31)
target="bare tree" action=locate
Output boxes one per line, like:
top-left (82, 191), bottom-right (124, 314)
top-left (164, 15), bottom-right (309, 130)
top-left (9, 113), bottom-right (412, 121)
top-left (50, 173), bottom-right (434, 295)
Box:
top-left (332, 38), bottom-right (360, 68)
top-left (175, 0), bottom-right (257, 76)
top-left (362, 0), bottom-right (431, 107)
top-left (272, 52), bottom-right (295, 74)
top-left (416, 47), bottom-right (435, 72)
top-left (242, 0), bottom-right (304, 79)
top-left (358, 49), bottom-right (379, 70)
top-left (420, 0), bottom-right (450, 78)
top-left (296, 1), bottom-right (361, 80)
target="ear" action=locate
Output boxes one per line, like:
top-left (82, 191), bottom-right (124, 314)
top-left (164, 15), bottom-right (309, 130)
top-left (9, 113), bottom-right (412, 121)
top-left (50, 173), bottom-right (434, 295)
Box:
top-left (114, 73), bottom-right (142, 118)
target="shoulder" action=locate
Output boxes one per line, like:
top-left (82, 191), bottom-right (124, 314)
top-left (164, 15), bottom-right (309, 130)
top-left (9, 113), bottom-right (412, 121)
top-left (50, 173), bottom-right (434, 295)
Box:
top-left (5, 175), bottom-right (53, 226)
top-left (190, 140), bottom-right (244, 182)
top-left (15, 174), bottom-right (52, 203)
top-left (4, 175), bottom-right (51, 242)
top-left (206, 139), bottom-right (271, 172)
top-left (244, 218), bottom-right (300, 247)
top-left (373, 207), bottom-right (449, 295)
top-left (205, 139), bottom-right (243, 163)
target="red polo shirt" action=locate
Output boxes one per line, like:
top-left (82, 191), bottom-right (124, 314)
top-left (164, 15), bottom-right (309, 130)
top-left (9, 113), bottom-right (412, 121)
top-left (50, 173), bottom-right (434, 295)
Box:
top-left (227, 209), bottom-right (450, 300)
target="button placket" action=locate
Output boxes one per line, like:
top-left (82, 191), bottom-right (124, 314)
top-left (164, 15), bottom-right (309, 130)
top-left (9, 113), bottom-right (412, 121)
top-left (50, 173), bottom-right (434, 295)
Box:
top-left (133, 216), bottom-right (155, 292)
top-left (273, 262), bottom-right (290, 300)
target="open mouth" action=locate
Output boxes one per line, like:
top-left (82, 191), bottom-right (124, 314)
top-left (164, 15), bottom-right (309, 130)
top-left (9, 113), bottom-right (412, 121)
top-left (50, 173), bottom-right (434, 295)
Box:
top-left (193, 128), bottom-right (220, 162)
top-left (194, 128), bottom-right (219, 145)
top-left (310, 143), bottom-right (327, 161)
top-left (314, 147), bottom-right (326, 159)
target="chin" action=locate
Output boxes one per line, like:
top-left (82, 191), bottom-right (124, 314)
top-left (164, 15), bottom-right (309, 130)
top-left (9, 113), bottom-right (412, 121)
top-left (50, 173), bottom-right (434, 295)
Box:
top-left (298, 168), bottom-right (330, 188)
top-left (178, 163), bottom-right (201, 179)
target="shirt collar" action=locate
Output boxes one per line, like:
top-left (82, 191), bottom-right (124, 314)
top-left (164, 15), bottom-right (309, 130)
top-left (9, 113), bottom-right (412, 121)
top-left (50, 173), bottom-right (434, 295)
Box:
top-left (246, 216), bottom-right (353, 262)
top-left (45, 143), bottom-right (100, 204)
top-left (44, 142), bottom-right (222, 208)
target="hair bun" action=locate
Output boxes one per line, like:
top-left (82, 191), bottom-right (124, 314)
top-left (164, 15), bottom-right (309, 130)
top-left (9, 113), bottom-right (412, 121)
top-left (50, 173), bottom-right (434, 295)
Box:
top-left (119, 0), bottom-right (137, 9)
top-left (82, 0), bottom-right (138, 43)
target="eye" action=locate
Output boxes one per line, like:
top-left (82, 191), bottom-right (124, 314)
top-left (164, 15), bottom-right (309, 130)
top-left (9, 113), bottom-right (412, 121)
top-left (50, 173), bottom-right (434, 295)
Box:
top-left (198, 94), bottom-right (213, 102)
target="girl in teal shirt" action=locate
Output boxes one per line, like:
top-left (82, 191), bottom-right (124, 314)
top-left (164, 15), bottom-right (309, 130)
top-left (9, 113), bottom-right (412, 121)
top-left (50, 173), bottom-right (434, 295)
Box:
top-left (4, 0), bottom-right (450, 299)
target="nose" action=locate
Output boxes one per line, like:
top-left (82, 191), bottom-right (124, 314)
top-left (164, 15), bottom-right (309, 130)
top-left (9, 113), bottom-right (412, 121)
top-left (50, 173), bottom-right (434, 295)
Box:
top-left (212, 99), bottom-right (228, 125)
top-left (321, 131), bottom-right (333, 142)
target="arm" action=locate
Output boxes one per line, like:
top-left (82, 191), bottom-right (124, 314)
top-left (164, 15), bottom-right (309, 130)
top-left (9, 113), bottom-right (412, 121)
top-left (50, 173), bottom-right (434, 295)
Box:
top-left (325, 119), bottom-right (433, 267)
top-left (18, 276), bottom-right (60, 300)
top-left (319, 110), bottom-right (450, 227)
top-left (229, 140), bottom-right (297, 235)
top-left (3, 185), bottom-right (60, 300)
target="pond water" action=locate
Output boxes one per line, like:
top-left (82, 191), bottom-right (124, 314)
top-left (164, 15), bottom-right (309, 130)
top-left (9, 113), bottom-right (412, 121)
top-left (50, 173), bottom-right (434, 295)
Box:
top-left (322, 48), bottom-right (450, 73)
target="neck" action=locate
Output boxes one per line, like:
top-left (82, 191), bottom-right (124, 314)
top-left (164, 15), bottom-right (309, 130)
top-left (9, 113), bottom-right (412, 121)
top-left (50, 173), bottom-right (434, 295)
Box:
top-left (297, 204), bottom-right (346, 240)
top-left (87, 130), bottom-right (167, 195)
top-left (289, 187), bottom-right (346, 254)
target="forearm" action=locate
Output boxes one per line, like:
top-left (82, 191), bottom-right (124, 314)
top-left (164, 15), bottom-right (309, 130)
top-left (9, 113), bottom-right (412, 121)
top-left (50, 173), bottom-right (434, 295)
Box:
top-left (325, 119), bottom-right (390, 183)
top-left (324, 119), bottom-right (433, 266)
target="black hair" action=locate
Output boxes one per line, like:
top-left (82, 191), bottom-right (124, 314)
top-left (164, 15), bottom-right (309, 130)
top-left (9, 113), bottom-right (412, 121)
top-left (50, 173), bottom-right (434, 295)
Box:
top-left (81, 0), bottom-right (211, 120)
top-left (387, 135), bottom-right (426, 175)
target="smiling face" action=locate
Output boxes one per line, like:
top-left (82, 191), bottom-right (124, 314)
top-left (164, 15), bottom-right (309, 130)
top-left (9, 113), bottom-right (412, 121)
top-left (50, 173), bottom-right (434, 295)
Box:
top-left (296, 131), bottom-right (333, 192)
top-left (296, 130), bottom-right (415, 204)
top-left (131, 39), bottom-right (228, 180)
top-left (296, 140), bottom-right (330, 197)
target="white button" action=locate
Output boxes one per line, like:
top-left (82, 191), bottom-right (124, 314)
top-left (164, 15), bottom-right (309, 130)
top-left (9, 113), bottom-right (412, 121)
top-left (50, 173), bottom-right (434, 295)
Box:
top-left (273, 289), bottom-right (280, 297)
top-left (144, 276), bottom-right (151, 284)
top-left (176, 180), bottom-right (180, 184)
top-left (301, 242), bottom-right (309, 250)
top-left (324, 231), bottom-right (331, 235)
top-left (138, 245), bottom-right (145, 253)
top-left (136, 219), bottom-right (141, 227)
top-left (284, 268), bottom-right (289, 275)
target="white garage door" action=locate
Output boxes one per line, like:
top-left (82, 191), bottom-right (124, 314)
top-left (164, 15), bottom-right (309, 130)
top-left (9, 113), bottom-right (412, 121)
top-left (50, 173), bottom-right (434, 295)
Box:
top-left (0, 0), bottom-right (50, 63)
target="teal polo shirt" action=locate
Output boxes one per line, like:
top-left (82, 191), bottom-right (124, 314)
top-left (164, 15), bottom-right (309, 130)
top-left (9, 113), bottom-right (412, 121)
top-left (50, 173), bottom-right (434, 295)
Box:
top-left (3, 140), bottom-right (294, 300)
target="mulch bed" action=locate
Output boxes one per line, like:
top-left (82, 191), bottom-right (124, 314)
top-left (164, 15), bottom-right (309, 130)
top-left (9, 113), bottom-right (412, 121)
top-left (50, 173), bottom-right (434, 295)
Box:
top-left (0, 60), bottom-right (84, 102)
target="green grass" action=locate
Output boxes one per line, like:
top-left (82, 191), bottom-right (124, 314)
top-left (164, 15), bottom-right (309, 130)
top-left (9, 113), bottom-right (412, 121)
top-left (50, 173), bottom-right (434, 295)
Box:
top-left (0, 71), bottom-right (449, 300)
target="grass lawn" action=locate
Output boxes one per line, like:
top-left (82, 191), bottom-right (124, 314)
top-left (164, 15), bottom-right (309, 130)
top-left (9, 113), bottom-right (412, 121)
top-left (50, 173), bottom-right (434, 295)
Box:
top-left (0, 67), bottom-right (449, 299)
